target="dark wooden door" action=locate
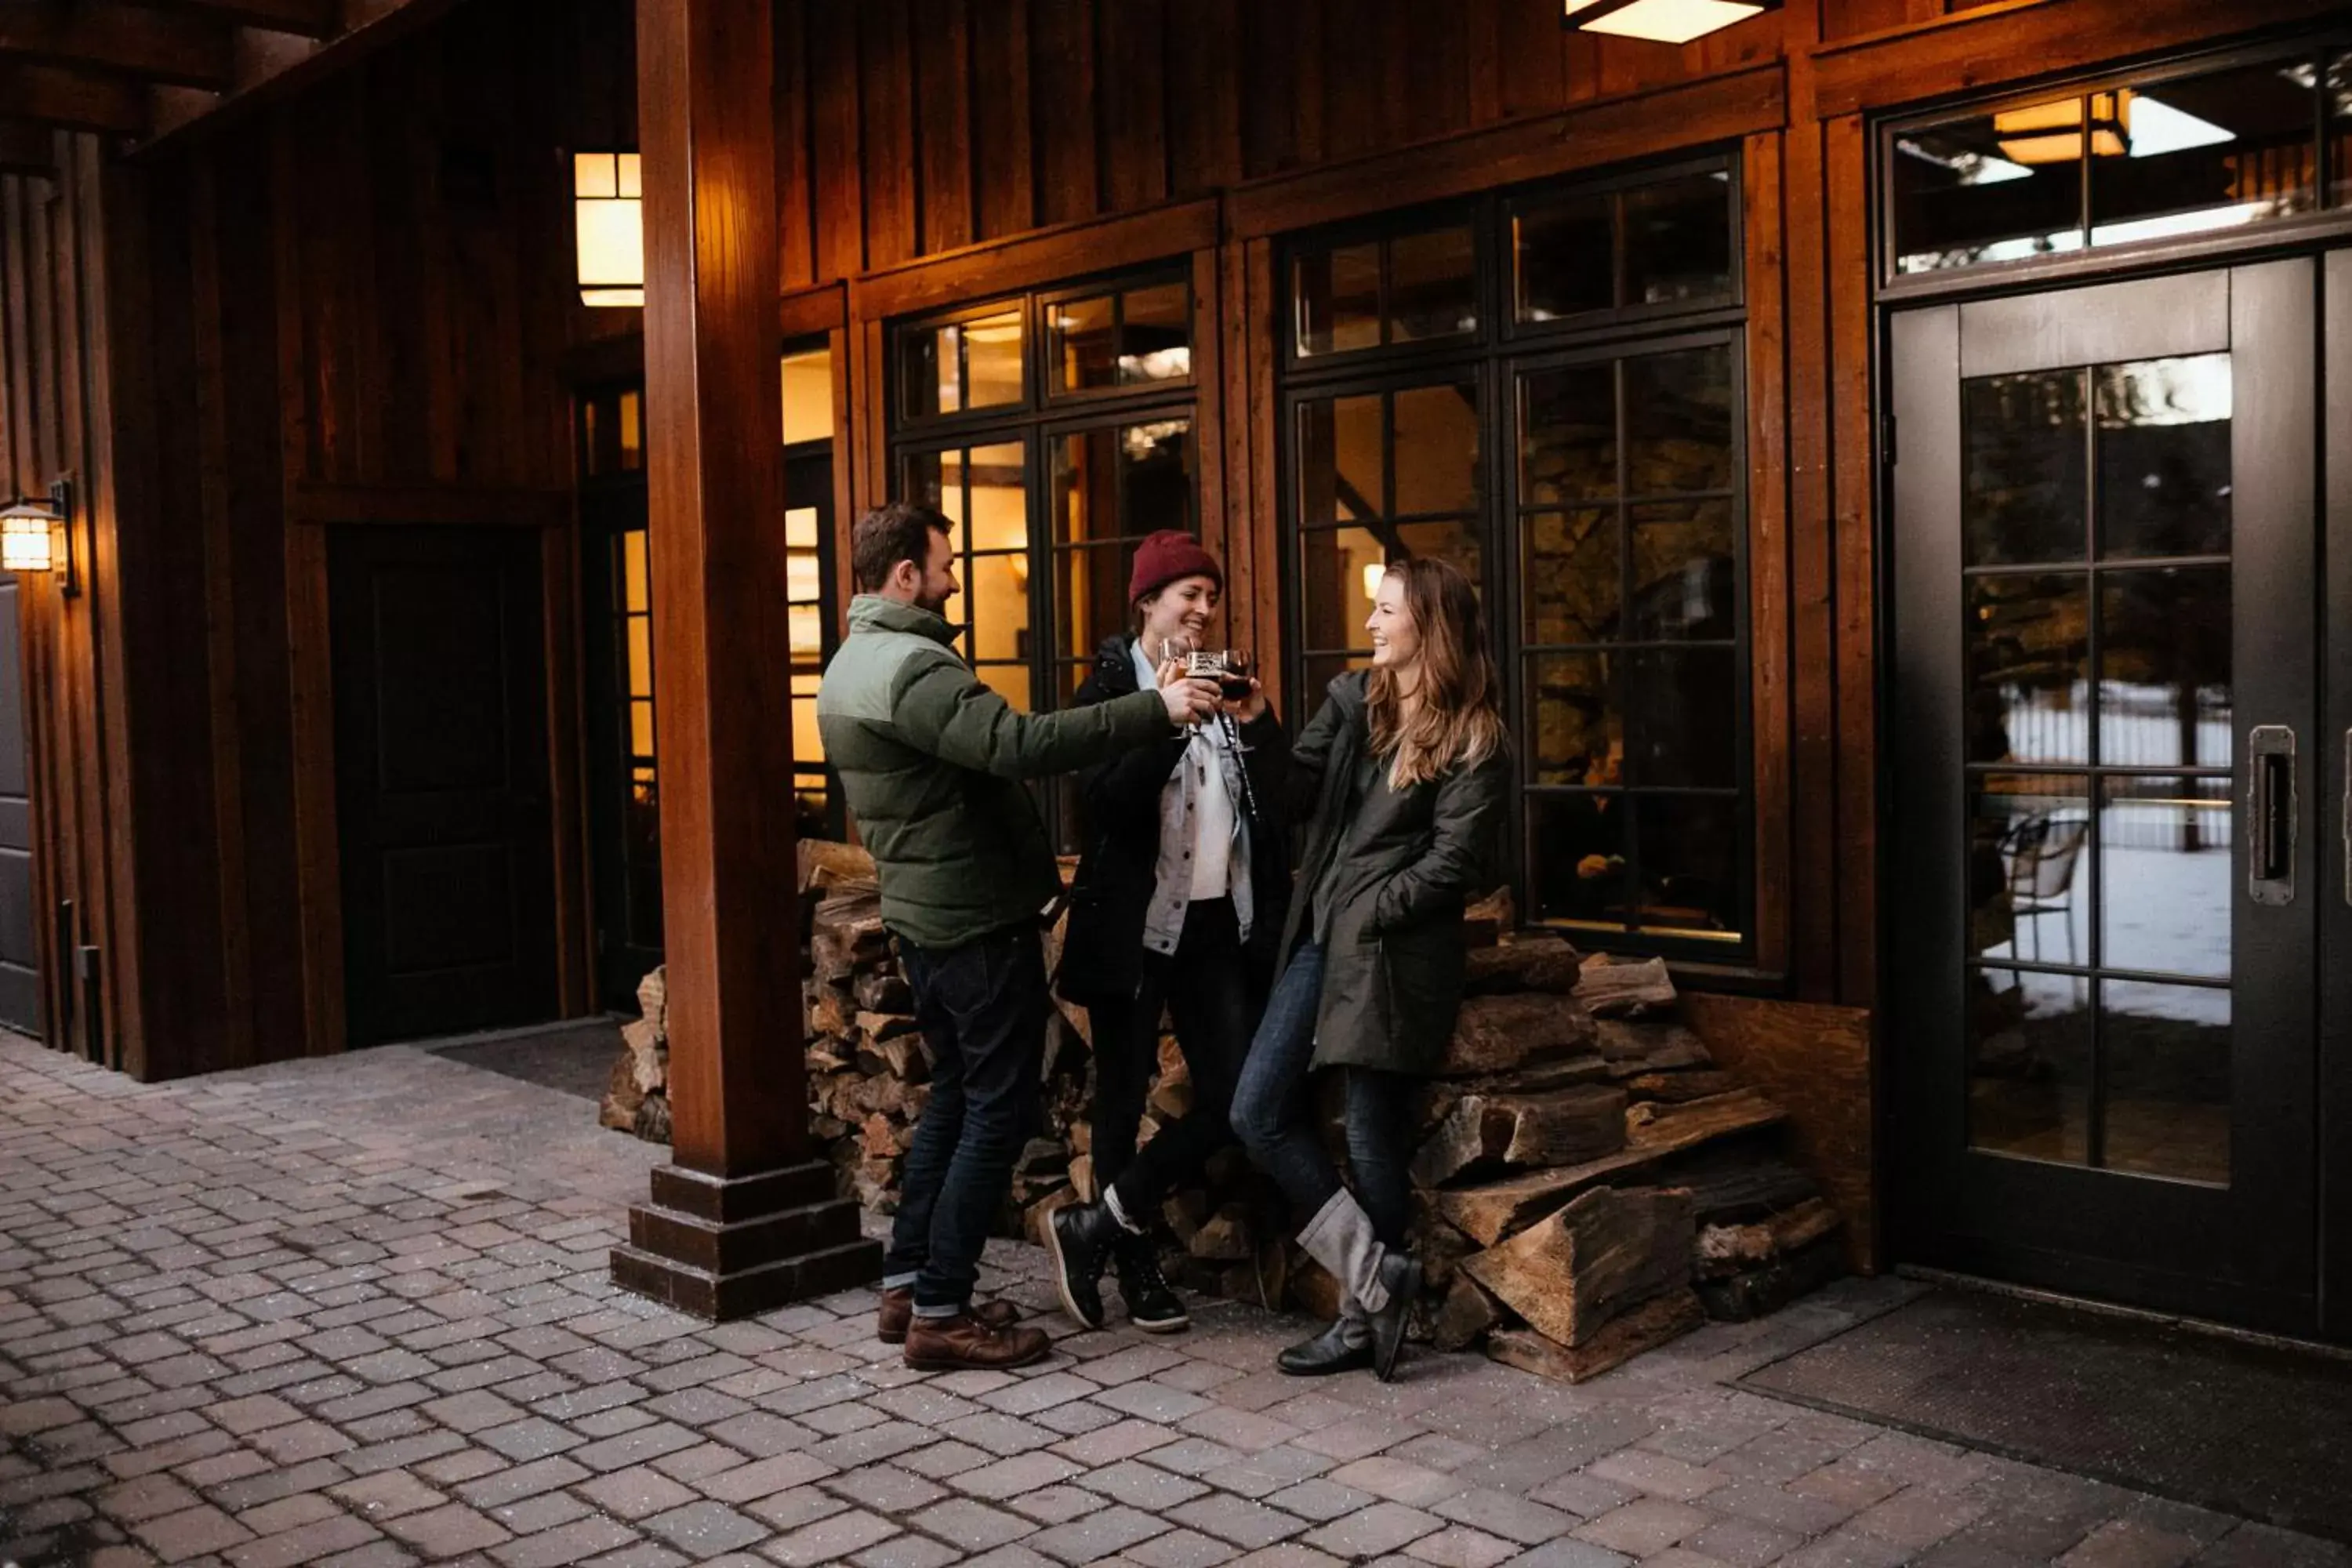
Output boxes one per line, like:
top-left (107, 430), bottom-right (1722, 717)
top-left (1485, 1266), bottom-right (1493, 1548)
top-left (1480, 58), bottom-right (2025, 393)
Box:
top-left (1889, 262), bottom-right (2320, 1334)
top-left (0, 579), bottom-right (38, 1033)
top-left (330, 526), bottom-right (557, 1045)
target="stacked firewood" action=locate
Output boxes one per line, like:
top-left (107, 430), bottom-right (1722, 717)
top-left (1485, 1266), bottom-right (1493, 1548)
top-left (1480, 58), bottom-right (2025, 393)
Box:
top-left (597, 967), bottom-right (672, 1143)
top-left (613, 841), bottom-right (1843, 1378)
top-left (1405, 936), bottom-right (1845, 1381)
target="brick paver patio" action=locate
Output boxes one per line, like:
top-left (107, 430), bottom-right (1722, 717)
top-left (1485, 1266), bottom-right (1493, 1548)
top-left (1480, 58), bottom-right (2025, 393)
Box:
top-left (0, 1031), bottom-right (2341, 1568)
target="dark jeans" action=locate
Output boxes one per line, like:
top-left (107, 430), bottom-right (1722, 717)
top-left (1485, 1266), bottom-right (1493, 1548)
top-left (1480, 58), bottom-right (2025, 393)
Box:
top-left (1089, 898), bottom-right (1254, 1216)
top-left (884, 923), bottom-right (1052, 1316)
top-left (1229, 942), bottom-right (1416, 1247)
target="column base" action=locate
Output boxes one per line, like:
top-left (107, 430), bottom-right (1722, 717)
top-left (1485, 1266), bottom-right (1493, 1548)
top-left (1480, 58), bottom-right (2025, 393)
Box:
top-left (610, 1160), bottom-right (880, 1321)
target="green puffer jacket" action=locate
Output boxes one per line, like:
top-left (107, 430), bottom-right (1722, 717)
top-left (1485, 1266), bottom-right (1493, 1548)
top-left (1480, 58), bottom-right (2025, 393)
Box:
top-left (816, 594), bottom-right (1171, 951)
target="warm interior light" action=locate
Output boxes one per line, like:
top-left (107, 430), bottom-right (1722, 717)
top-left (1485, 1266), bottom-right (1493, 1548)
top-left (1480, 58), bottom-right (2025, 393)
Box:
top-left (1994, 93), bottom-right (2132, 165)
top-left (575, 151), bottom-right (644, 308)
top-left (1363, 562), bottom-right (1388, 603)
top-left (1566, 0), bottom-right (1766, 45)
top-left (1, 507), bottom-right (53, 573)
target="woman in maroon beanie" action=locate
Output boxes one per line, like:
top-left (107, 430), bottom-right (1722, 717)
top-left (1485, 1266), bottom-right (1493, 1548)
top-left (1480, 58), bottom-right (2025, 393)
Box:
top-left (1046, 530), bottom-right (1290, 1334)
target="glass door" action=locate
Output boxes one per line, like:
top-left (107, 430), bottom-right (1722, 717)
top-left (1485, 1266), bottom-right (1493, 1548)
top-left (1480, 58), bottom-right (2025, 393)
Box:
top-left (1888, 261), bottom-right (2319, 1334)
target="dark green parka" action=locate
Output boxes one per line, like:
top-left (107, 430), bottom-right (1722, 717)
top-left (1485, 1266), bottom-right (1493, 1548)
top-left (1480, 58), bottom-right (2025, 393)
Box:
top-left (1272, 670), bottom-right (1508, 1076)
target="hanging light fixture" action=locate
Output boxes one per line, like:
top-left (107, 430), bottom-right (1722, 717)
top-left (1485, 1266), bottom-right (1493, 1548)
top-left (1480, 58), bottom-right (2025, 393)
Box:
top-left (1563, 0), bottom-right (1780, 45)
top-left (574, 151), bottom-right (644, 308)
top-left (1993, 93), bottom-right (2133, 165)
top-left (0, 478), bottom-right (75, 595)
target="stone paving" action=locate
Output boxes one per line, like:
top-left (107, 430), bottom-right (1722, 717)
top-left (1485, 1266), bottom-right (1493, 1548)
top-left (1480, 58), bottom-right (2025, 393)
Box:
top-left (0, 1031), bottom-right (2343, 1568)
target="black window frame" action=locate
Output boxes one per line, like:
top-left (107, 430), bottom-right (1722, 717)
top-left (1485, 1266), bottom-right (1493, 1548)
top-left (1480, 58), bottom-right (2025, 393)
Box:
top-left (888, 264), bottom-right (1203, 850)
top-left (1879, 30), bottom-right (2352, 298)
top-left (1278, 151), bottom-right (1755, 962)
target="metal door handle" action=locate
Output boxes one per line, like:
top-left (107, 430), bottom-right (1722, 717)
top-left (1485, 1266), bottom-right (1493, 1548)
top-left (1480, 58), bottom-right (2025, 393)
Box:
top-left (2249, 724), bottom-right (2295, 906)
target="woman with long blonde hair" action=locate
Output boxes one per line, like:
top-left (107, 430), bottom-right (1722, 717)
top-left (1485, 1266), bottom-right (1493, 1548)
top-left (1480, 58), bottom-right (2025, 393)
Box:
top-left (1231, 555), bottom-right (1508, 1380)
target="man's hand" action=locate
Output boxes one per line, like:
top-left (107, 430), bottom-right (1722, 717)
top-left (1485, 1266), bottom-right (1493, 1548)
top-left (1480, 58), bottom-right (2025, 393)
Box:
top-left (1160, 676), bottom-right (1223, 728)
top-left (1156, 657), bottom-right (1190, 690)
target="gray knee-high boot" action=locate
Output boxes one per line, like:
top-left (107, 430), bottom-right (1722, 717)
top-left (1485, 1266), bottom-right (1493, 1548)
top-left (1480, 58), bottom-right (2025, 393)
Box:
top-left (1294, 1189), bottom-right (1417, 1381)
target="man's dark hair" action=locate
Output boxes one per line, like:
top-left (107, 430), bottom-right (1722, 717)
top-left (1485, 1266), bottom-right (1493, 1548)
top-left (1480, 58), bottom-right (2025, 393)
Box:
top-left (852, 502), bottom-right (953, 593)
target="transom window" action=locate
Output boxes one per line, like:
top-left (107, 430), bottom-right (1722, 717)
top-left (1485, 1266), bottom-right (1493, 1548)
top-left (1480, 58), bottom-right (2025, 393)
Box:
top-left (1887, 38), bottom-right (2352, 282)
top-left (1282, 158), bottom-right (1751, 956)
top-left (890, 268), bottom-right (1200, 848)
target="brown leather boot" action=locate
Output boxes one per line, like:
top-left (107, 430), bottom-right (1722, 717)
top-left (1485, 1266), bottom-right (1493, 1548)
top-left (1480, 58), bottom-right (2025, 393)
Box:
top-left (902, 1310), bottom-right (1051, 1371)
top-left (877, 1287), bottom-right (1022, 1345)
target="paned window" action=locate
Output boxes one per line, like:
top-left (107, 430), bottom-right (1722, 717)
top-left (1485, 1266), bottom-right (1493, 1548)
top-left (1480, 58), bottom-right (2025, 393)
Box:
top-left (889, 269), bottom-right (1199, 848)
top-left (1281, 158), bottom-right (1751, 956)
top-left (1889, 40), bottom-right (2352, 281)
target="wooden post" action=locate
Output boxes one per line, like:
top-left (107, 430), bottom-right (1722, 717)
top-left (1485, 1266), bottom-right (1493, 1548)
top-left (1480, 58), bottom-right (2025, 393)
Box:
top-left (610, 0), bottom-right (877, 1319)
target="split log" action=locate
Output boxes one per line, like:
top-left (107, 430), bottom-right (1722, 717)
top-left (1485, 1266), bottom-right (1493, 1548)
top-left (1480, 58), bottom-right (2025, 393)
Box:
top-left (1575, 955), bottom-right (1676, 1018)
top-left (622, 1018), bottom-right (666, 1094)
top-left (599, 1053), bottom-right (645, 1131)
top-left (1624, 1089), bottom-right (1786, 1152)
top-left (1189, 1206), bottom-right (1252, 1262)
top-left (1290, 1258), bottom-right (1344, 1322)
top-left (1461, 1186), bottom-right (1693, 1348)
top-left (1485, 1289), bottom-right (1704, 1384)
top-left (1148, 1076), bottom-right (1193, 1122)
top-left (1594, 1018), bottom-right (1715, 1074)
top-left (1664, 1153), bottom-right (1820, 1227)
top-left (809, 987), bottom-right (856, 1037)
top-left (1442, 993), bottom-right (1598, 1077)
top-left (636, 967), bottom-right (668, 1034)
top-left (1696, 1235), bottom-right (1846, 1321)
top-left (1461, 885), bottom-right (1515, 948)
top-left (1435, 1090), bottom-right (1787, 1245)
top-left (1693, 1198), bottom-right (1839, 1279)
top-left (1621, 1069), bottom-right (1740, 1103)
top-left (855, 969), bottom-right (914, 1014)
top-left (1464, 935), bottom-right (1584, 996)
top-left (632, 1094), bottom-right (672, 1144)
top-left (875, 1033), bottom-right (930, 1083)
top-left (1429, 1273), bottom-right (1505, 1352)
top-left (858, 1010), bottom-right (920, 1042)
top-left (1410, 1086), bottom-right (1628, 1187)
top-left (797, 837), bottom-right (877, 891)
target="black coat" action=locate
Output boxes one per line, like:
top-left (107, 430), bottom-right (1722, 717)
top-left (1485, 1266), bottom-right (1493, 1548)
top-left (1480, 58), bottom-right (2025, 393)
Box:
top-left (1269, 670), bottom-right (1509, 1076)
top-left (1056, 636), bottom-right (1292, 1007)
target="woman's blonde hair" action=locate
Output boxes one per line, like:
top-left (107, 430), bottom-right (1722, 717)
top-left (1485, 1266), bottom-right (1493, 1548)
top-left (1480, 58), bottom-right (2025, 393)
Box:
top-left (1367, 556), bottom-right (1508, 789)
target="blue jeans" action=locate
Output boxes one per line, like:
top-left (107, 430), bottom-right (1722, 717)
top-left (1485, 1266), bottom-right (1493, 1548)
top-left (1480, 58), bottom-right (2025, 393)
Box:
top-left (1229, 942), bottom-right (1416, 1247)
top-left (884, 924), bottom-right (1051, 1315)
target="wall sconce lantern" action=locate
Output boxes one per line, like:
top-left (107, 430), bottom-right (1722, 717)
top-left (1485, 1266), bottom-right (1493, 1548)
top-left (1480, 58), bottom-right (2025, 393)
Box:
top-left (1562, 0), bottom-right (1780, 45)
top-left (575, 151), bottom-right (644, 308)
top-left (0, 478), bottom-right (74, 595)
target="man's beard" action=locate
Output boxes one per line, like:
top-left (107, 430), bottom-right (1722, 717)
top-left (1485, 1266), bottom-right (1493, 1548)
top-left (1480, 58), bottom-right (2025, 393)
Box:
top-left (915, 585), bottom-right (955, 618)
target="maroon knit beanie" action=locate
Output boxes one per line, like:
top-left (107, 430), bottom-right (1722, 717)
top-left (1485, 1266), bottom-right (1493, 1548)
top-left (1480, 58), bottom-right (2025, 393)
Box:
top-left (1127, 529), bottom-right (1222, 606)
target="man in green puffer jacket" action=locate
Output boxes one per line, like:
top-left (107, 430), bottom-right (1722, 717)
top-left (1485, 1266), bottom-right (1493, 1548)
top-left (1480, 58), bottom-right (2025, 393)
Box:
top-left (817, 501), bottom-right (1222, 1372)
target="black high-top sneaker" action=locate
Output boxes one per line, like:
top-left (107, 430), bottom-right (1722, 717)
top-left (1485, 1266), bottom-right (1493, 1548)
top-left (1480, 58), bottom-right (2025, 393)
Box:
top-left (1112, 1229), bottom-right (1189, 1334)
top-left (1046, 1200), bottom-right (1121, 1330)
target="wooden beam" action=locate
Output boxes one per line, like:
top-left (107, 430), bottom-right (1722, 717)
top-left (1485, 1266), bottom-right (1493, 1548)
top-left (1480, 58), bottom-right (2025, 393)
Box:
top-left (1811, 0), bottom-right (2346, 118)
top-left (0, 62), bottom-right (149, 136)
top-left (612, 0), bottom-right (878, 1319)
top-left (0, 4), bottom-right (234, 91)
top-left (124, 0), bottom-right (335, 38)
top-left (137, 0), bottom-right (463, 152)
top-left (851, 198), bottom-right (1219, 321)
top-left (0, 122), bottom-right (53, 177)
top-left (1225, 64), bottom-right (1786, 241)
